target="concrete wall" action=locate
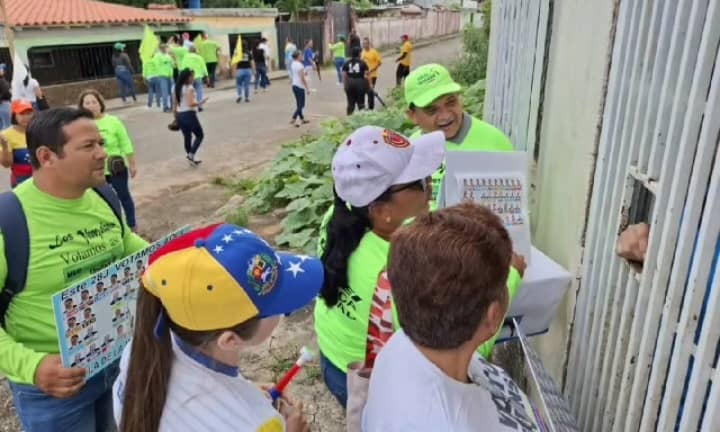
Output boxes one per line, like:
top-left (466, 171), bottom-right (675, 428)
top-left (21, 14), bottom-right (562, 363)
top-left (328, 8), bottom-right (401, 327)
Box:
top-left (356, 10), bottom-right (462, 50)
top-left (183, 13), bottom-right (278, 70)
top-left (528, 1), bottom-right (617, 383)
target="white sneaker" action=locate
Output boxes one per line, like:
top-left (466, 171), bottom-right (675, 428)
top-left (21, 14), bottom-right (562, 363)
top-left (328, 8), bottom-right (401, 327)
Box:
top-left (310, 88), bottom-right (318, 92)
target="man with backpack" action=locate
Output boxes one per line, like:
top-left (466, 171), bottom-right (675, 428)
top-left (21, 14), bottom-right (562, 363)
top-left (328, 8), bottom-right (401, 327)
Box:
top-left (0, 108), bottom-right (147, 431)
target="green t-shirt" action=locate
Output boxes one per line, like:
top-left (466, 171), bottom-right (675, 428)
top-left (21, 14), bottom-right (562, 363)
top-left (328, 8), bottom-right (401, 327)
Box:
top-left (170, 45), bottom-right (189, 68)
top-left (181, 53), bottom-right (208, 79)
top-left (0, 180), bottom-right (148, 384)
top-left (155, 52), bottom-right (175, 78)
top-left (200, 39), bottom-right (221, 63)
top-left (142, 54), bottom-right (160, 79)
top-left (314, 228), bottom-right (390, 374)
top-left (330, 42), bottom-right (346, 59)
top-left (96, 114), bottom-right (134, 175)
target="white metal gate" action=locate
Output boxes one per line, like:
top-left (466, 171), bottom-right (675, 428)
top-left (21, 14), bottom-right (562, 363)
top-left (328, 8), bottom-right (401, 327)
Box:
top-left (566, 0), bottom-right (720, 430)
top-left (484, 0), bottom-right (550, 156)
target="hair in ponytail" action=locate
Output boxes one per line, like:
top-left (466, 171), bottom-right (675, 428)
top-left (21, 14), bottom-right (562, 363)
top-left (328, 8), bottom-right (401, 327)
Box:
top-left (320, 188), bottom-right (392, 307)
top-left (120, 286), bottom-right (171, 432)
top-left (120, 283), bottom-right (261, 432)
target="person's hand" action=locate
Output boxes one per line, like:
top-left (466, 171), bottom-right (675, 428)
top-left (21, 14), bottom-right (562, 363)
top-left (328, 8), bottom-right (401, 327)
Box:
top-left (34, 354), bottom-right (86, 398)
top-left (511, 253), bottom-right (527, 278)
top-left (617, 223), bottom-right (650, 262)
top-left (278, 398), bottom-right (310, 432)
top-left (0, 134), bottom-right (8, 150)
top-left (129, 163), bottom-right (137, 179)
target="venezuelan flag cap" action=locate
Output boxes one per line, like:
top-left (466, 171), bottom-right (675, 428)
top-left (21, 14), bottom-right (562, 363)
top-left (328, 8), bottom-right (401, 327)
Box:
top-left (143, 224), bottom-right (323, 331)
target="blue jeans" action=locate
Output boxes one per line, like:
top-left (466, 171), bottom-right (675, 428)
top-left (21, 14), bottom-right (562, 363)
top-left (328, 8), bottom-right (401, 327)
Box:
top-left (255, 64), bottom-right (269, 90)
top-left (106, 170), bottom-right (136, 229)
top-left (292, 85), bottom-right (306, 120)
top-left (176, 111), bottom-right (204, 156)
top-left (0, 100), bottom-right (10, 129)
top-left (9, 362), bottom-right (119, 432)
top-left (320, 353), bottom-right (347, 408)
top-left (193, 79), bottom-right (204, 105)
top-left (236, 68), bottom-right (252, 100)
top-left (334, 57), bottom-right (345, 83)
top-left (115, 67), bottom-right (136, 102)
top-left (147, 77), bottom-right (161, 108)
top-left (160, 77), bottom-right (172, 110)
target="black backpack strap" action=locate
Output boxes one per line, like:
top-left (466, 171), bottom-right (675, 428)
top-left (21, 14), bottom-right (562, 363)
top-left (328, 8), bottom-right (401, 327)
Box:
top-left (0, 192), bottom-right (29, 327)
top-left (93, 184), bottom-right (125, 237)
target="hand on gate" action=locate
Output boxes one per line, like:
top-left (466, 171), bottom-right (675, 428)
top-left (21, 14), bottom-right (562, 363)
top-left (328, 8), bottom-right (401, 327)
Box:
top-left (511, 253), bottom-right (527, 278)
top-left (34, 354), bottom-right (86, 399)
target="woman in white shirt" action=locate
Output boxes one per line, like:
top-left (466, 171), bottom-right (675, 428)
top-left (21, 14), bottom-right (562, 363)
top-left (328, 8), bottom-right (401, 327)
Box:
top-left (114, 224), bottom-right (321, 432)
top-left (290, 51), bottom-right (310, 128)
top-left (174, 68), bottom-right (206, 165)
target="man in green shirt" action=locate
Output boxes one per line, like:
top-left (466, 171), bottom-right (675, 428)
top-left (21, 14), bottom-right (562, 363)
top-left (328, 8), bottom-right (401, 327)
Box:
top-left (0, 108), bottom-right (148, 431)
top-left (200, 33), bottom-right (221, 88)
top-left (181, 46), bottom-right (209, 111)
top-left (329, 35), bottom-right (346, 85)
top-left (154, 44), bottom-right (175, 112)
top-left (143, 50), bottom-right (161, 110)
top-left (168, 34), bottom-right (189, 82)
top-left (404, 64), bottom-right (526, 357)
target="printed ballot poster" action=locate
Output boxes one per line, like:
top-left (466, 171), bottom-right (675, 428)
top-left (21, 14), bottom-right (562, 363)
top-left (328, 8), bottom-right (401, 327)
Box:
top-left (444, 151), bottom-right (532, 262)
top-left (52, 226), bottom-right (190, 379)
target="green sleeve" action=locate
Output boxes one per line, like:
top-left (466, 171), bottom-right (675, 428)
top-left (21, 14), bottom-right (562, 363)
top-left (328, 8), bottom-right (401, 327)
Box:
top-left (0, 234), bottom-right (47, 384)
top-left (477, 266), bottom-right (523, 359)
top-left (113, 117), bottom-right (134, 156)
top-left (123, 230), bottom-right (149, 255)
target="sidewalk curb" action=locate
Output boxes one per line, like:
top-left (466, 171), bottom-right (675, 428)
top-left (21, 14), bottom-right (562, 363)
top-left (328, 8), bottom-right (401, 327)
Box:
top-left (106, 33), bottom-right (461, 113)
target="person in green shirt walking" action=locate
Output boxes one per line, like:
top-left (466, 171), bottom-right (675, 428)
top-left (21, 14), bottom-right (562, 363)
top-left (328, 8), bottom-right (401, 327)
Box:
top-left (79, 89), bottom-right (139, 230)
top-left (200, 33), bottom-right (221, 88)
top-left (168, 34), bottom-right (189, 82)
top-left (329, 35), bottom-right (346, 86)
top-left (143, 50), bottom-right (161, 110)
top-left (0, 108), bottom-right (148, 431)
top-left (181, 46), bottom-right (208, 112)
top-left (155, 44), bottom-right (175, 112)
top-left (404, 63), bottom-right (527, 356)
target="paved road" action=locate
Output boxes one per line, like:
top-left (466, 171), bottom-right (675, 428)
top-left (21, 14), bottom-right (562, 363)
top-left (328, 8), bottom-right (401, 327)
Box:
top-left (0, 37), bottom-right (462, 195)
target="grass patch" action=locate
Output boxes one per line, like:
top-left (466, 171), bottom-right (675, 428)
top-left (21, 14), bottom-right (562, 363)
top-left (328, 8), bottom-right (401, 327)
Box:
top-left (212, 176), bottom-right (257, 196)
top-left (225, 208), bottom-right (249, 227)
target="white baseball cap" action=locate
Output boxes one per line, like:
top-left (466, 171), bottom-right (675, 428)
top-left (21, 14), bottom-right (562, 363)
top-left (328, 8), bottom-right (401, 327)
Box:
top-left (331, 126), bottom-right (446, 207)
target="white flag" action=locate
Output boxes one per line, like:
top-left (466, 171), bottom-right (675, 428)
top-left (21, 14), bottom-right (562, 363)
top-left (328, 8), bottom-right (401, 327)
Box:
top-left (11, 51), bottom-right (28, 102)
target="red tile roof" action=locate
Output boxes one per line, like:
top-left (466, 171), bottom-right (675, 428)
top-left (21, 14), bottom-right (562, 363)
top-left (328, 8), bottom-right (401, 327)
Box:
top-left (4, 0), bottom-right (191, 28)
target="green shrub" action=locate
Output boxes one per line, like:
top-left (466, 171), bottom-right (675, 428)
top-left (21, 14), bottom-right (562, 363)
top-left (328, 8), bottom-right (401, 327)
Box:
top-left (451, 25), bottom-right (490, 86)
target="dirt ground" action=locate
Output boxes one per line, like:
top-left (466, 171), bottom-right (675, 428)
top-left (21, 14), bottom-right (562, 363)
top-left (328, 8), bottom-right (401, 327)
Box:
top-left (0, 37), bottom-right (464, 431)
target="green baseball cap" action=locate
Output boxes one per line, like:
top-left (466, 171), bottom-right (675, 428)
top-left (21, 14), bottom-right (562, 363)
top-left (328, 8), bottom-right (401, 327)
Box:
top-left (113, 42), bottom-right (126, 51)
top-left (404, 64), bottom-right (462, 108)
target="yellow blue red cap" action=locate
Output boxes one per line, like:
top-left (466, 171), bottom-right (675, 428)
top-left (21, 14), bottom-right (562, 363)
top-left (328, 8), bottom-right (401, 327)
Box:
top-left (143, 224), bottom-right (323, 331)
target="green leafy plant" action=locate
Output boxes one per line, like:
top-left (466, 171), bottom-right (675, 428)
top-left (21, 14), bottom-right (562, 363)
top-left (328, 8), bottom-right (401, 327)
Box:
top-left (451, 25), bottom-right (489, 86)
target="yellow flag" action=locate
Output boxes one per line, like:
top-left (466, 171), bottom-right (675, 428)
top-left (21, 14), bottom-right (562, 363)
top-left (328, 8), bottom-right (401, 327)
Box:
top-left (139, 25), bottom-right (159, 65)
top-left (231, 37), bottom-right (243, 65)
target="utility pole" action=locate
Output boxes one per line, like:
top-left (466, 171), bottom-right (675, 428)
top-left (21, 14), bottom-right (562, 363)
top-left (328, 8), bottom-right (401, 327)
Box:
top-left (0, 0), bottom-right (16, 61)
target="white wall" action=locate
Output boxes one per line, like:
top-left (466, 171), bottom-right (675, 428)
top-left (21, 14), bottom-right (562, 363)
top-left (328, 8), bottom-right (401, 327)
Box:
top-left (529, 1), bottom-right (617, 383)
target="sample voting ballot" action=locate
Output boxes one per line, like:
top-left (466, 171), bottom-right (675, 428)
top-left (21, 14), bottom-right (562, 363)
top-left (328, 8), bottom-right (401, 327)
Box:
top-left (443, 150), bottom-right (571, 339)
top-left (52, 226), bottom-right (190, 379)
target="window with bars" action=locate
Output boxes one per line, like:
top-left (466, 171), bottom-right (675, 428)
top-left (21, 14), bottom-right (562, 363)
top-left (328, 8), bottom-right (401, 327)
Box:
top-left (27, 42), bottom-right (142, 86)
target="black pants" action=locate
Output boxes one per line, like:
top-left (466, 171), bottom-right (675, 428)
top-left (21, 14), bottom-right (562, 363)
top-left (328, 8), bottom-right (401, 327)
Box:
top-left (396, 64), bottom-right (410, 86)
top-left (207, 62), bottom-right (218, 87)
top-left (346, 78), bottom-right (369, 115)
top-left (367, 77), bottom-right (378, 110)
top-left (292, 85), bottom-right (306, 120)
top-left (176, 111), bottom-right (204, 155)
